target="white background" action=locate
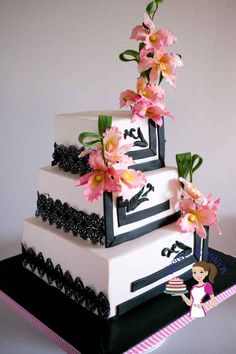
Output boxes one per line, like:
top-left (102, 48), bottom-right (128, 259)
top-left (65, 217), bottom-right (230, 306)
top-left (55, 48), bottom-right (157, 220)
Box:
top-left (0, 0), bottom-right (236, 353)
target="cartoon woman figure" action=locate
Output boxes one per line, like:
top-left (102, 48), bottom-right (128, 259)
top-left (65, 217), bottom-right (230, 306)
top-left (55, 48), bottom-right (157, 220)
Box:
top-left (179, 261), bottom-right (218, 318)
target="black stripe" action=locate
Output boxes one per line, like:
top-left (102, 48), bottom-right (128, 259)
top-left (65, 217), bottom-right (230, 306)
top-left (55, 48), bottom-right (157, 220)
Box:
top-left (108, 212), bottom-right (181, 247)
top-left (117, 268), bottom-right (193, 316)
top-left (131, 255), bottom-right (196, 292)
top-left (117, 200), bottom-right (170, 226)
top-left (127, 119), bottom-right (165, 172)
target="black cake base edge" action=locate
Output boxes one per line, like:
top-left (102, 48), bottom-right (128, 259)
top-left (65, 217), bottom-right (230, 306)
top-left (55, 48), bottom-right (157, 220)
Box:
top-left (0, 248), bottom-right (236, 354)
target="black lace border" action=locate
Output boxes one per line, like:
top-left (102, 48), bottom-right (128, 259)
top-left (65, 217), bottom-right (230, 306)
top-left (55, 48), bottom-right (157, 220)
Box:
top-left (51, 143), bottom-right (92, 175)
top-left (21, 244), bottom-right (110, 319)
top-left (35, 192), bottom-right (104, 245)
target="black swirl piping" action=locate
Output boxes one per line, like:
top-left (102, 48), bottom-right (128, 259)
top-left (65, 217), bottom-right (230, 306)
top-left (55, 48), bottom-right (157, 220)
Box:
top-left (123, 127), bottom-right (148, 147)
top-left (21, 244), bottom-right (110, 319)
top-left (35, 192), bottom-right (104, 245)
top-left (118, 183), bottom-right (155, 213)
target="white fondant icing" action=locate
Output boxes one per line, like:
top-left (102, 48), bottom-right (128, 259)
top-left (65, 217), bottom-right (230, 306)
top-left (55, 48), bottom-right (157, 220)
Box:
top-left (22, 217), bottom-right (198, 318)
top-left (38, 165), bottom-right (103, 217)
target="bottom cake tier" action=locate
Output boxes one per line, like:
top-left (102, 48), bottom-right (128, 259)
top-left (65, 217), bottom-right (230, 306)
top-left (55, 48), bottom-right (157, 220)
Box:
top-left (22, 217), bottom-right (208, 319)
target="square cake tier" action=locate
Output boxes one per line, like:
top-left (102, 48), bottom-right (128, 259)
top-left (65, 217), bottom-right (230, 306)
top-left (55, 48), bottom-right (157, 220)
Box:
top-left (54, 111), bottom-right (165, 172)
top-left (22, 217), bottom-right (208, 319)
top-left (37, 166), bottom-right (181, 247)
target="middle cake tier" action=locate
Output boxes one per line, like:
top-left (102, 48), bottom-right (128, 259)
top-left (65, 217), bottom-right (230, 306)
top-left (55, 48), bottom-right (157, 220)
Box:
top-left (37, 166), bottom-right (181, 247)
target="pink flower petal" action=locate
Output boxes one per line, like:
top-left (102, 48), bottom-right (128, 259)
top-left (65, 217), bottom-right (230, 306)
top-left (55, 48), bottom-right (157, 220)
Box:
top-left (149, 65), bottom-right (159, 83)
top-left (179, 198), bottom-right (197, 213)
top-left (78, 148), bottom-right (92, 158)
top-left (195, 206), bottom-right (217, 226)
top-left (179, 177), bottom-right (204, 202)
top-left (132, 100), bottom-right (150, 120)
top-left (195, 222), bottom-right (207, 239)
top-left (117, 169), bottom-right (146, 200)
top-left (103, 126), bottom-right (121, 153)
top-left (89, 150), bottom-right (106, 171)
top-left (176, 214), bottom-right (196, 234)
top-left (143, 12), bottom-right (155, 31)
top-left (136, 77), bottom-right (146, 91)
top-left (138, 56), bottom-right (156, 73)
top-left (75, 172), bottom-right (94, 186)
top-left (119, 89), bottom-right (139, 108)
top-left (146, 104), bottom-right (174, 126)
top-left (130, 25), bottom-right (148, 41)
top-left (157, 29), bottom-right (177, 48)
top-left (84, 173), bottom-right (105, 202)
top-left (103, 173), bottom-right (121, 193)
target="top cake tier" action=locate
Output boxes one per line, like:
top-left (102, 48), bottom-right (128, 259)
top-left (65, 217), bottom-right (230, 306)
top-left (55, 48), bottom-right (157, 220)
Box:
top-left (55, 111), bottom-right (165, 172)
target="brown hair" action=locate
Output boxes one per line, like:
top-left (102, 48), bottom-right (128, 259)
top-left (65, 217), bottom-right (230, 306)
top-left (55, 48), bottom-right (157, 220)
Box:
top-left (192, 261), bottom-right (218, 283)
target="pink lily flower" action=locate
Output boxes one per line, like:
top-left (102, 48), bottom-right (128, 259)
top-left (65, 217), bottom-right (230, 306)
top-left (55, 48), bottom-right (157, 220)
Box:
top-left (177, 198), bottom-right (221, 238)
top-left (120, 77), bottom-right (166, 111)
top-left (130, 13), bottom-right (177, 52)
top-left (138, 51), bottom-right (183, 87)
top-left (136, 76), bottom-right (165, 103)
top-left (103, 127), bottom-right (134, 166)
top-left (145, 104), bottom-right (174, 126)
top-left (115, 169), bottom-right (147, 200)
top-left (130, 13), bottom-right (155, 41)
top-left (132, 99), bottom-right (174, 126)
top-left (179, 177), bottom-right (206, 205)
top-left (76, 150), bottom-right (120, 202)
top-left (119, 89), bottom-right (140, 109)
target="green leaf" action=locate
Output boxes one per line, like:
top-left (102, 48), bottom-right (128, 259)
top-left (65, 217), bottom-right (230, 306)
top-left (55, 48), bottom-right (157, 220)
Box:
top-left (119, 49), bottom-right (140, 63)
top-left (176, 152), bottom-right (192, 179)
top-left (78, 132), bottom-right (101, 148)
top-left (176, 152), bottom-right (203, 183)
top-left (155, 0), bottom-right (164, 4)
top-left (146, 1), bottom-right (156, 18)
top-left (190, 154), bottom-right (203, 182)
top-left (139, 42), bottom-right (145, 52)
top-left (98, 115), bottom-right (112, 136)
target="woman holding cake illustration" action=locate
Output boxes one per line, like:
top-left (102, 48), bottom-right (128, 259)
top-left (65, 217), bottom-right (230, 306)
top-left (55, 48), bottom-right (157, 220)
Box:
top-left (176, 261), bottom-right (218, 318)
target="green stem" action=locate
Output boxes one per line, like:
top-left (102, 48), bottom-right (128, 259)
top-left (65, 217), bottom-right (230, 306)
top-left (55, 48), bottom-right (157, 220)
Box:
top-left (101, 140), bottom-right (107, 166)
top-left (151, 5), bottom-right (158, 20)
top-left (189, 170), bottom-right (193, 183)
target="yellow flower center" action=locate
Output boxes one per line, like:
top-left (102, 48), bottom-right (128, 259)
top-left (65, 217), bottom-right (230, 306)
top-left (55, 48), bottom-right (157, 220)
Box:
top-left (95, 175), bottom-right (103, 182)
top-left (160, 63), bottom-right (167, 72)
top-left (149, 34), bottom-right (157, 43)
top-left (141, 89), bottom-right (148, 97)
top-left (106, 142), bottom-right (114, 152)
top-left (188, 214), bottom-right (196, 223)
top-left (123, 171), bottom-right (133, 182)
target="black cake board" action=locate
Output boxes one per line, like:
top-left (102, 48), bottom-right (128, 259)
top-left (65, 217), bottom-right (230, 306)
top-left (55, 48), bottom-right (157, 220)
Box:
top-left (0, 248), bottom-right (236, 354)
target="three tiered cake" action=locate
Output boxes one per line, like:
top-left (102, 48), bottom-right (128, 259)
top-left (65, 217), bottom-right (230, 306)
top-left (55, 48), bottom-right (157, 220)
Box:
top-left (21, 1), bottom-right (212, 320)
top-left (21, 111), bottom-right (208, 319)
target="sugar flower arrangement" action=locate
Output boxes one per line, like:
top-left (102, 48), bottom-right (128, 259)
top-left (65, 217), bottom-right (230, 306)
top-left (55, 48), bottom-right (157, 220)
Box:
top-left (76, 115), bottom-right (146, 202)
top-left (119, 0), bottom-right (183, 125)
top-left (176, 153), bottom-right (221, 239)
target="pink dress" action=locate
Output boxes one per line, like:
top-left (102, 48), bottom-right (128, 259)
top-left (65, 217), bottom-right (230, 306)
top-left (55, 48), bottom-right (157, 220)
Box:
top-left (189, 282), bottom-right (213, 318)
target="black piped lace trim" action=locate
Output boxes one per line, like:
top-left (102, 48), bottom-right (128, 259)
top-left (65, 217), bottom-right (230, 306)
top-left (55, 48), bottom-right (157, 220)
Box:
top-left (35, 192), bottom-right (104, 245)
top-left (51, 143), bottom-right (92, 175)
top-left (21, 244), bottom-right (110, 319)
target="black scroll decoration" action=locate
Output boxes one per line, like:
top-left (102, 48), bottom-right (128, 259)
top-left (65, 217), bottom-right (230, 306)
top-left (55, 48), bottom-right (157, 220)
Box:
top-left (51, 143), bottom-right (92, 175)
top-left (21, 244), bottom-right (110, 319)
top-left (124, 127), bottom-right (148, 148)
top-left (35, 192), bottom-right (105, 245)
top-left (118, 183), bottom-right (155, 213)
top-left (161, 241), bottom-right (192, 259)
